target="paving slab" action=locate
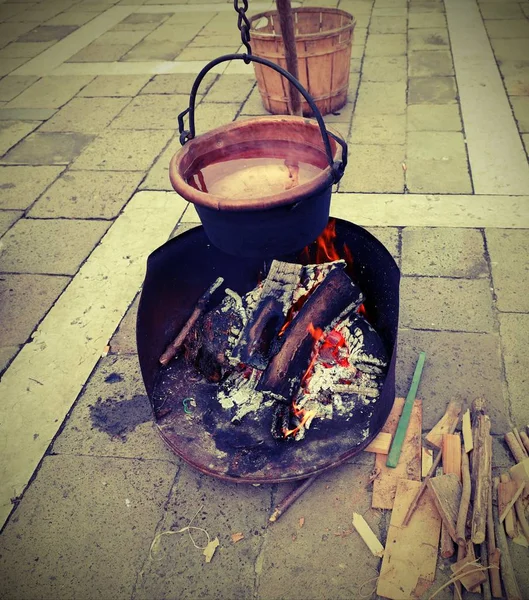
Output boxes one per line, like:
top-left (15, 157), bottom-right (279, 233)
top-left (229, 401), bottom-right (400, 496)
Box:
top-left (401, 227), bottom-right (488, 278)
top-left (499, 60), bottom-right (529, 96)
top-left (0, 107), bottom-right (57, 121)
top-left (407, 104), bottom-right (462, 131)
top-left (5, 75), bottom-right (93, 108)
top-left (396, 329), bottom-right (509, 432)
top-left (135, 464), bottom-right (272, 600)
top-left (0, 41), bottom-right (56, 59)
top-left (0, 165), bottom-right (64, 209)
top-left (400, 276), bottom-right (495, 333)
top-left (18, 24), bottom-right (78, 43)
top-left (139, 72), bottom-right (216, 95)
top-left (485, 19), bottom-right (529, 38)
top-left (480, 2), bottom-right (524, 19)
top-left (408, 11), bottom-right (446, 27)
top-left (0, 57), bottom-right (30, 75)
top-left (338, 144), bottom-right (405, 192)
top-left (0, 273), bottom-right (70, 347)
top-left (512, 97), bottom-right (529, 132)
top-left (109, 293), bottom-right (140, 354)
top-left (499, 313), bottom-right (529, 430)
top-left (1, 131), bottom-right (96, 165)
top-left (408, 49), bottom-right (454, 77)
top-left (71, 129), bottom-right (172, 170)
top-left (408, 76), bottom-right (458, 104)
top-left (370, 15), bottom-right (407, 34)
top-left (486, 228), bottom-right (529, 313)
top-left (68, 42), bottom-right (138, 62)
top-left (0, 454), bottom-right (177, 600)
top-left (364, 33), bottom-right (407, 56)
top-left (490, 38), bottom-right (529, 62)
top-left (45, 10), bottom-right (99, 27)
top-left (204, 74), bottom-right (255, 103)
top-left (0, 208), bottom-right (21, 236)
top-left (140, 134), bottom-right (182, 190)
top-left (6, 4), bottom-right (65, 23)
top-left (39, 96), bottom-right (130, 133)
top-left (120, 39), bottom-right (188, 62)
top-left (355, 80), bottom-right (406, 114)
top-left (258, 460), bottom-right (383, 600)
top-left (0, 345), bottom-right (19, 374)
top-left (350, 113), bottom-right (405, 145)
top-left (110, 93), bottom-right (191, 130)
top-left (361, 55), bottom-right (407, 82)
top-left (78, 73), bottom-right (151, 96)
top-left (0, 119), bottom-right (39, 155)
top-left (0, 217), bottom-right (110, 275)
top-left (28, 169), bottom-right (144, 218)
top-left (408, 27), bottom-right (449, 51)
top-left (408, 0), bottom-right (445, 14)
top-left (52, 354), bottom-right (177, 461)
top-left (0, 75), bottom-right (38, 102)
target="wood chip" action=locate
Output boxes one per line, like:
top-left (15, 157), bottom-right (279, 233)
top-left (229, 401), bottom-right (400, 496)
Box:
top-left (352, 512), bottom-right (384, 558)
top-left (203, 537), bottom-right (219, 563)
top-left (231, 532), bottom-right (244, 543)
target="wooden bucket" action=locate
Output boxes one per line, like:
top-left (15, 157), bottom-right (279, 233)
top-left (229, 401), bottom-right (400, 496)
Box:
top-left (249, 8), bottom-right (355, 117)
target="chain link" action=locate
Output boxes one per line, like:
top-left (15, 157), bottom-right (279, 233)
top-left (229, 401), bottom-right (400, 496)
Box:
top-left (233, 0), bottom-right (252, 57)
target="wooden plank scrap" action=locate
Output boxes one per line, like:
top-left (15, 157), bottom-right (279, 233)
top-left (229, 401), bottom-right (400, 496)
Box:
top-left (424, 400), bottom-right (462, 450)
top-left (509, 457), bottom-right (529, 498)
top-left (352, 512), bottom-right (384, 558)
top-left (427, 473), bottom-right (462, 543)
top-left (442, 433), bottom-right (462, 480)
top-left (499, 481), bottom-right (524, 524)
top-left (372, 398), bottom-right (422, 510)
top-left (462, 409), bottom-right (473, 453)
top-left (450, 553), bottom-right (487, 592)
top-left (364, 431), bottom-right (392, 455)
top-left (422, 447), bottom-right (433, 478)
top-left (377, 479), bottom-right (441, 600)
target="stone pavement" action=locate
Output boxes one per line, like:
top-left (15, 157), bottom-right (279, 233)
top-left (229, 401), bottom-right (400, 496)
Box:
top-left (0, 0), bottom-right (528, 597)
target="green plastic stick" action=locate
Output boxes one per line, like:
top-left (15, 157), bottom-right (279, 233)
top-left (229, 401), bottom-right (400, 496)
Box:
top-left (386, 351), bottom-right (426, 468)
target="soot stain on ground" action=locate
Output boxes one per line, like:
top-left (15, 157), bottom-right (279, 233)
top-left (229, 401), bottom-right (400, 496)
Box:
top-left (89, 394), bottom-right (152, 440)
top-left (104, 372), bottom-right (123, 384)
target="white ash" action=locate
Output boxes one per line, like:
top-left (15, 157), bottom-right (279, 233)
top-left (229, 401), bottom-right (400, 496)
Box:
top-left (218, 368), bottom-right (274, 422)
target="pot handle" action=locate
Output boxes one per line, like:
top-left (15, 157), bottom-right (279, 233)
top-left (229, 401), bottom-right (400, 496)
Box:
top-left (177, 53), bottom-right (348, 183)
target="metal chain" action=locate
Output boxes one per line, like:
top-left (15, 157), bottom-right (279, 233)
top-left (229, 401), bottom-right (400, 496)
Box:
top-left (233, 0), bottom-right (252, 58)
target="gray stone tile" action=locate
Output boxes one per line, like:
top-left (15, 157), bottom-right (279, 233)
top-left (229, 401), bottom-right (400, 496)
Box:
top-left (188, 102), bottom-right (240, 136)
top-left (485, 19), bottom-right (529, 38)
top-left (28, 170), bottom-right (144, 219)
top-left (240, 85), bottom-right (266, 117)
top-left (140, 73), bottom-right (217, 96)
top-left (406, 157), bottom-right (472, 193)
top-left (480, 2), bottom-right (524, 19)
top-left (140, 135), bottom-right (181, 191)
top-left (0, 345), bottom-right (19, 374)
top-left (204, 75), bottom-right (255, 104)
top-left (408, 12), bottom-right (446, 28)
top-left (6, 76), bottom-right (93, 109)
top-left (17, 24), bottom-right (77, 42)
top-left (1, 132), bottom-right (95, 165)
top-left (109, 294), bottom-right (139, 354)
top-left (364, 226), bottom-right (400, 264)
top-left (173, 45), bottom-right (240, 62)
top-left (120, 39), bottom-right (187, 61)
top-left (52, 354), bottom-right (177, 460)
top-left (0, 108), bottom-right (56, 121)
top-left (71, 129), bottom-right (172, 171)
top-left (135, 464), bottom-right (271, 600)
top-left (0, 209), bottom-right (22, 236)
top-left (0, 57), bottom-right (29, 75)
top-left (7, 4), bottom-right (65, 23)
top-left (0, 273), bottom-right (70, 346)
top-left (258, 461), bottom-right (383, 600)
top-left (0, 218), bottom-right (110, 275)
top-left (407, 130), bottom-right (467, 160)
top-left (355, 81), bottom-right (406, 114)
top-left (0, 41), bottom-right (54, 59)
top-left (396, 329), bottom-right (508, 432)
top-left (400, 276), bottom-right (495, 332)
top-left (0, 165), bottom-right (64, 209)
top-left (407, 104), bottom-right (462, 131)
top-left (112, 11), bottom-right (172, 30)
top-left (350, 113), bottom-right (405, 144)
top-left (0, 75), bottom-right (38, 102)
top-left (0, 454), bottom-right (176, 600)
top-left (409, 0), bottom-right (445, 13)
top-left (45, 11), bottom-right (98, 27)
top-left (365, 33), bottom-right (407, 56)
top-left (408, 76), bottom-right (458, 104)
top-left (67, 43), bottom-right (135, 63)
top-left (361, 55), bottom-right (407, 82)
top-left (499, 60), bottom-right (529, 96)
top-left (491, 38), bottom-right (529, 62)
top-left (110, 94), bottom-right (191, 130)
top-left (0, 22), bottom-right (35, 49)
top-left (39, 97), bottom-right (130, 133)
top-left (370, 16), bottom-right (407, 34)
top-left (486, 229), bottom-right (529, 312)
top-left (78, 74), bottom-right (151, 97)
top-left (338, 144), bottom-right (405, 192)
top-left (512, 97), bottom-right (529, 132)
top-left (409, 50), bottom-right (454, 77)
top-left (409, 28), bottom-right (450, 51)
top-left (0, 119), bottom-right (39, 155)
top-left (499, 313), bottom-right (529, 428)
top-left (401, 227), bottom-right (488, 278)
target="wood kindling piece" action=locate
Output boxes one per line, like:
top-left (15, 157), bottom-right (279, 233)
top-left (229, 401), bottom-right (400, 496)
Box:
top-left (498, 474), bottom-right (524, 526)
top-left (422, 447), bottom-right (433, 478)
top-left (509, 457), bottom-right (529, 498)
top-left (159, 277), bottom-right (224, 366)
top-left (462, 409), bottom-right (473, 453)
top-left (480, 541), bottom-right (493, 600)
top-left (456, 449), bottom-right (471, 547)
top-left (443, 433), bottom-right (462, 481)
top-left (470, 400), bottom-right (492, 545)
top-left (513, 428), bottom-right (528, 458)
top-left (269, 475), bottom-right (318, 523)
top-left (450, 551), bottom-right (487, 593)
top-left (514, 494), bottom-right (529, 542)
top-left (427, 473), bottom-right (462, 543)
top-left (504, 431), bottom-right (526, 464)
top-left (425, 400), bottom-right (462, 450)
top-left (519, 430), bottom-right (529, 455)
top-left (352, 512), bottom-right (384, 558)
top-left (363, 431), bottom-right (392, 455)
top-left (492, 477), bottom-right (523, 600)
top-left (486, 474), bottom-right (503, 599)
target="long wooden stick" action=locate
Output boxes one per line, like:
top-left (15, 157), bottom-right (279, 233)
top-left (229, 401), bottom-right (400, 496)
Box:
top-left (492, 477), bottom-right (523, 600)
top-left (514, 495), bottom-right (529, 541)
top-left (519, 430), bottom-right (529, 455)
top-left (275, 0), bottom-right (302, 116)
top-left (386, 352), bottom-right (426, 468)
top-left (487, 474), bottom-right (503, 598)
top-left (269, 475), bottom-right (318, 523)
top-left (471, 414), bottom-right (492, 544)
top-left (513, 428), bottom-right (528, 458)
top-left (504, 432), bottom-right (526, 463)
top-left (456, 449), bottom-right (471, 546)
top-left (159, 277), bottom-right (224, 365)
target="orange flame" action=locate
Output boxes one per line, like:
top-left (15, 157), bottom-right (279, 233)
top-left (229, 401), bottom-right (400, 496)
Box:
top-left (283, 402), bottom-right (316, 438)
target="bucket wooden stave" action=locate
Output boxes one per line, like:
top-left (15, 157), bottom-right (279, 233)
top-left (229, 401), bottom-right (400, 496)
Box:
top-left (250, 8), bottom-right (355, 116)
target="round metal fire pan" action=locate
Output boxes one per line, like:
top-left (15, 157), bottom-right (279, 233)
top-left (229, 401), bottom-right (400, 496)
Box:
top-left (136, 219), bottom-right (400, 483)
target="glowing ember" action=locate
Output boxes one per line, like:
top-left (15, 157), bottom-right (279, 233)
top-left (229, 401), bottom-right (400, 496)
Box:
top-left (283, 402), bottom-right (317, 438)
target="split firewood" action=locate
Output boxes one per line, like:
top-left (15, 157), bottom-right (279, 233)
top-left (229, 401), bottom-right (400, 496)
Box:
top-left (443, 433), bottom-right (462, 481)
top-left (487, 475), bottom-right (503, 599)
top-left (427, 473), bottom-right (462, 543)
top-left (499, 473), bottom-right (524, 538)
top-left (424, 400), bottom-right (462, 450)
top-left (509, 457), bottom-right (529, 498)
top-left (456, 449), bottom-right (471, 547)
top-left (514, 494), bottom-right (529, 542)
top-left (513, 428), bottom-right (528, 458)
top-left (436, 467), bottom-right (456, 558)
top-left (519, 430), bottom-right (529, 455)
top-left (470, 400), bottom-right (492, 545)
top-left (504, 431), bottom-right (526, 464)
top-left (492, 477), bottom-right (523, 600)
top-left (462, 409), bottom-right (473, 453)
top-left (159, 276), bottom-right (224, 366)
